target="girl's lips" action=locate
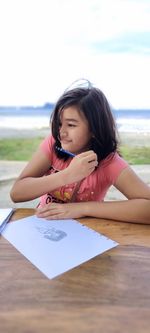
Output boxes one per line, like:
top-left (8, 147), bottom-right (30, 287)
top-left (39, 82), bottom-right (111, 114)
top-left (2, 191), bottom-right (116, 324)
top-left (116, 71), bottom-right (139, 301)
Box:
top-left (61, 140), bottom-right (72, 144)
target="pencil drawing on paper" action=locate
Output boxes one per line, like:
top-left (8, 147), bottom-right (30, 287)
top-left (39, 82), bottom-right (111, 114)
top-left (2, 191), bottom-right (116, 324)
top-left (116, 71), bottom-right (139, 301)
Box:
top-left (35, 225), bottom-right (67, 241)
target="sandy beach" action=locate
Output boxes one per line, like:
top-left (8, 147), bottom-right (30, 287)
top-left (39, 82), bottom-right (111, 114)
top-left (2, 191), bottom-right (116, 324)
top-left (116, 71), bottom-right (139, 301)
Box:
top-left (0, 127), bottom-right (51, 139)
top-left (118, 132), bottom-right (150, 147)
top-left (0, 127), bottom-right (150, 147)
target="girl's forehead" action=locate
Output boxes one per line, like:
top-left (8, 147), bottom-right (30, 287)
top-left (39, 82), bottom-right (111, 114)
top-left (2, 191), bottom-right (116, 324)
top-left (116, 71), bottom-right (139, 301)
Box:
top-left (59, 106), bottom-right (86, 121)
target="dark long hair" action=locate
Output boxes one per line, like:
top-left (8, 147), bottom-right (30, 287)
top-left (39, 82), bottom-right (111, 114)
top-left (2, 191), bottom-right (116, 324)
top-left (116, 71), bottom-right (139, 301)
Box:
top-left (50, 81), bottom-right (119, 162)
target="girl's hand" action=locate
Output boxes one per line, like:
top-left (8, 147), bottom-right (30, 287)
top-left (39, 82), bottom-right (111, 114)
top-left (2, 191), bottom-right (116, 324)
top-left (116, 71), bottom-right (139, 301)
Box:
top-left (65, 150), bottom-right (98, 183)
top-left (36, 202), bottom-right (88, 219)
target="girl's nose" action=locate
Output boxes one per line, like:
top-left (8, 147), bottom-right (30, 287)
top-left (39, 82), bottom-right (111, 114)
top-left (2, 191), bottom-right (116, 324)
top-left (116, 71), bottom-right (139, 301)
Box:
top-left (59, 125), bottom-right (67, 138)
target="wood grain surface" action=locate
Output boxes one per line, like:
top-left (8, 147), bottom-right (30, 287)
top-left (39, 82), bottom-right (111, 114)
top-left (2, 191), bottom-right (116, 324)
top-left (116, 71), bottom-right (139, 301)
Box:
top-left (0, 208), bottom-right (150, 333)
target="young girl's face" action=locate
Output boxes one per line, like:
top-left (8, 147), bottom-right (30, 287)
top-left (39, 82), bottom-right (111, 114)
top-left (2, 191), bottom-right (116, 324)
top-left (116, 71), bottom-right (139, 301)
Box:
top-left (59, 106), bottom-right (92, 154)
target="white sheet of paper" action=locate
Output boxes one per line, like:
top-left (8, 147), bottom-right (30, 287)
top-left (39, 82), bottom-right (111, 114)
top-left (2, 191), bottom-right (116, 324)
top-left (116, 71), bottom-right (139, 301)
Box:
top-left (2, 215), bottom-right (118, 279)
top-left (0, 208), bottom-right (14, 234)
top-left (0, 208), bottom-right (14, 227)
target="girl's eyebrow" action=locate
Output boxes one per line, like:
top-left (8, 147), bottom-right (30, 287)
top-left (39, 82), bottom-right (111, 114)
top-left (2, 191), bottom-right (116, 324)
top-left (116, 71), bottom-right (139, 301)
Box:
top-left (64, 118), bottom-right (79, 122)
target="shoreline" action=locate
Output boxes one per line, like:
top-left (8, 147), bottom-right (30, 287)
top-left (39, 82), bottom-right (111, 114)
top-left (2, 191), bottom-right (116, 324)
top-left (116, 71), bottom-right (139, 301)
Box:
top-left (118, 132), bottom-right (150, 146)
top-left (0, 128), bottom-right (150, 147)
top-left (0, 127), bottom-right (51, 139)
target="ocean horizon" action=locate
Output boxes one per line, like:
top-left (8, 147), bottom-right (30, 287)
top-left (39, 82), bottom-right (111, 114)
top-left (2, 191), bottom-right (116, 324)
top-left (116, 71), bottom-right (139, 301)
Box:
top-left (0, 106), bottom-right (150, 133)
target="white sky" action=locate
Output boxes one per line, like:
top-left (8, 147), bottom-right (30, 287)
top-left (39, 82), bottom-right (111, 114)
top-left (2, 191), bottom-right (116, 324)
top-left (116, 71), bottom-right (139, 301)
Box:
top-left (0, 0), bottom-right (150, 108)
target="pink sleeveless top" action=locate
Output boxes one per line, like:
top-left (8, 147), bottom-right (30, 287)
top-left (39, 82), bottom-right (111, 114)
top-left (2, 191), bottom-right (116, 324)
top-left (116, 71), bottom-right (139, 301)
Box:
top-left (39, 135), bottom-right (128, 207)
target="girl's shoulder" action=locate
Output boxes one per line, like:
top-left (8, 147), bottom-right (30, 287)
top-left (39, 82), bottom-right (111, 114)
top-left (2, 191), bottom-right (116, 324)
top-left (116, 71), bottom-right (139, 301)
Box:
top-left (39, 134), bottom-right (54, 158)
top-left (97, 152), bottom-right (129, 184)
top-left (100, 152), bottom-right (128, 168)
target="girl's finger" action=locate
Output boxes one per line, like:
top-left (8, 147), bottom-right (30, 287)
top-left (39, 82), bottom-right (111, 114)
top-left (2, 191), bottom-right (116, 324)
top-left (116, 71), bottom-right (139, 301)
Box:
top-left (36, 204), bottom-right (60, 213)
top-left (36, 206), bottom-right (63, 218)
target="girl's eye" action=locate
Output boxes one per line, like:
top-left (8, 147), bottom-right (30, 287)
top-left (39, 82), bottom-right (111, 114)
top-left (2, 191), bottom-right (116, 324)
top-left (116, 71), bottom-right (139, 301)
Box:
top-left (68, 123), bottom-right (76, 127)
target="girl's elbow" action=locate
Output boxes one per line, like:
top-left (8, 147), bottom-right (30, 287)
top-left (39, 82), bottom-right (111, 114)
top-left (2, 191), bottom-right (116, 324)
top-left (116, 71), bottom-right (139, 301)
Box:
top-left (10, 188), bottom-right (17, 203)
top-left (10, 186), bottom-right (21, 203)
top-left (143, 199), bottom-right (150, 223)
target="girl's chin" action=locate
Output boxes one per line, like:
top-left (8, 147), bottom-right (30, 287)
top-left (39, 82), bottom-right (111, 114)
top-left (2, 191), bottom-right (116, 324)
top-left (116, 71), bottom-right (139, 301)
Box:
top-left (61, 144), bottom-right (72, 150)
top-left (61, 144), bottom-right (87, 154)
top-left (61, 145), bottom-right (77, 154)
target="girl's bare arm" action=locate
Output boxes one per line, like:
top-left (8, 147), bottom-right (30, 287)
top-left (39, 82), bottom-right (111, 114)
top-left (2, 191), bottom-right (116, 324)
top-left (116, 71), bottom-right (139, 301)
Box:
top-left (36, 167), bottom-right (150, 224)
top-left (10, 149), bottom-right (67, 202)
top-left (10, 149), bottom-right (97, 202)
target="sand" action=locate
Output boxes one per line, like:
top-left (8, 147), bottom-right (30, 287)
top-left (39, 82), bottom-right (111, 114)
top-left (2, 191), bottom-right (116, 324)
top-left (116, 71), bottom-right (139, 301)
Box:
top-left (0, 127), bottom-right (50, 139)
top-left (0, 127), bottom-right (150, 147)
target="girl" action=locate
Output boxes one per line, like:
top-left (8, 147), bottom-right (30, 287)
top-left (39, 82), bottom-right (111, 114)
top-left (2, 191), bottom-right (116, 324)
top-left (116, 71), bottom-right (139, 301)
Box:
top-left (10, 81), bottom-right (150, 224)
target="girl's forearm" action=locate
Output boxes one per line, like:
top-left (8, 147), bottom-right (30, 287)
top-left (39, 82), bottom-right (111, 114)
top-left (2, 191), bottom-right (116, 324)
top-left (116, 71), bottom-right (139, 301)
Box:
top-left (10, 169), bottom-right (69, 202)
top-left (84, 199), bottom-right (150, 224)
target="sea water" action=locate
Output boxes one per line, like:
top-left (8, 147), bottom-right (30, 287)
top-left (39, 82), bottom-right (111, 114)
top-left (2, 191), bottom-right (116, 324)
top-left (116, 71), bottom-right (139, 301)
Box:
top-left (0, 107), bottom-right (150, 133)
top-left (114, 109), bottom-right (150, 133)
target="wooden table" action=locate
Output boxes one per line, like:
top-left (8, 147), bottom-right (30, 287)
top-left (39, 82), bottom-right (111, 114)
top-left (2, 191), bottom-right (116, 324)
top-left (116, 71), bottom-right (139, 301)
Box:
top-left (0, 208), bottom-right (150, 333)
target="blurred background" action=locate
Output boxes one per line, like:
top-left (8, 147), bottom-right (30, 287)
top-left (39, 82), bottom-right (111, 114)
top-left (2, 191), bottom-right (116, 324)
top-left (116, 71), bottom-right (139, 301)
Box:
top-left (0, 0), bottom-right (150, 208)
